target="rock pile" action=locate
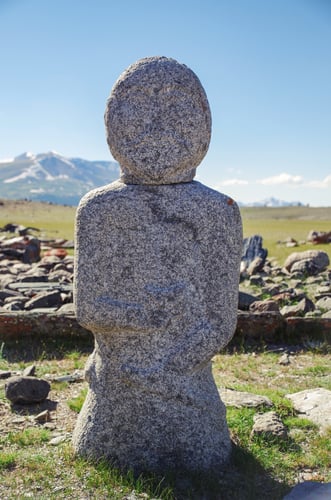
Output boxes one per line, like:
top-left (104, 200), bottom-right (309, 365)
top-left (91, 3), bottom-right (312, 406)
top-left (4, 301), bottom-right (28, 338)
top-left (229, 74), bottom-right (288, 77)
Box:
top-left (0, 234), bottom-right (330, 345)
top-left (239, 249), bottom-right (331, 320)
top-left (0, 252), bottom-right (73, 313)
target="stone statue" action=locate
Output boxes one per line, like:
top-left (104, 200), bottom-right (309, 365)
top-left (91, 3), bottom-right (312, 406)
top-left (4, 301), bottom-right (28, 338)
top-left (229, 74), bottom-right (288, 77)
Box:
top-left (72, 56), bottom-right (242, 473)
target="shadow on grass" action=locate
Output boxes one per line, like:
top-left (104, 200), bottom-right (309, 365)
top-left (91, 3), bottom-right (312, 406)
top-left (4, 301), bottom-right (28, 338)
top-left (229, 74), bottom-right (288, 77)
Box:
top-left (78, 443), bottom-right (291, 500)
top-left (10, 398), bottom-right (58, 415)
top-left (1, 336), bottom-right (93, 363)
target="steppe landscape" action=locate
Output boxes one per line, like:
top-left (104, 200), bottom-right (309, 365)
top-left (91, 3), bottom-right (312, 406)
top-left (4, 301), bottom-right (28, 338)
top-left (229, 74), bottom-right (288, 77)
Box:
top-left (0, 199), bottom-right (330, 499)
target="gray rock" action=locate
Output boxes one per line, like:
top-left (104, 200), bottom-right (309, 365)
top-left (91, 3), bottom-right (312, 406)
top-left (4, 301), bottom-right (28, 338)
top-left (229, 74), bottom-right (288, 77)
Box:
top-left (238, 291), bottom-right (257, 311)
top-left (284, 250), bottom-right (330, 275)
top-left (251, 411), bottom-right (287, 439)
top-left (5, 376), bottom-right (50, 404)
top-left (34, 409), bottom-right (51, 423)
top-left (249, 299), bottom-right (280, 313)
top-left (219, 388), bottom-right (272, 408)
top-left (25, 290), bottom-right (63, 310)
top-left (261, 283), bottom-right (282, 296)
top-left (48, 269), bottom-right (72, 283)
top-left (241, 235), bottom-right (267, 276)
top-left (56, 302), bottom-right (75, 314)
top-left (0, 290), bottom-right (21, 301)
top-left (4, 295), bottom-right (27, 304)
top-left (73, 56), bottom-right (242, 473)
top-left (36, 255), bottom-right (62, 270)
top-left (23, 365), bottom-right (36, 377)
top-left (278, 353), bottom-right (291, 365)
top-left (49, 435), bottom-right (67, 446)
top-left (1, 300), bottom-right (25, 311)
top-left (281, 297), bottom-right (315, 317)
top-left (286, 388), bottom-right (331, 434)
top-left (249, 274), bottom-right (264, 286)
top-left (315, 296), bottom-right (331, 312)
top-left (53, 370), bottom-right (84, 383)
top-left (247, 257), bottom-right (265, 276)
top-left (283, 481), bottom-right (331, 499)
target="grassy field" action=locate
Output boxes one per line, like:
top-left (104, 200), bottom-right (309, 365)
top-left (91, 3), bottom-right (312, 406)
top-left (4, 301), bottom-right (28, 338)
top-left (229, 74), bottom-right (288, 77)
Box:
top-left (0, 199), bottom-right (330, 497)
top-left (0, 342), bottom-right (330, 499)
top-left (0, 343), bottom-right (331, 500)
top-left (242, 206), bottom-right (331, 265)
top-left (1, 199), bottom-right (330, 266)
top-left (0, 199), bottom-right (76, 242)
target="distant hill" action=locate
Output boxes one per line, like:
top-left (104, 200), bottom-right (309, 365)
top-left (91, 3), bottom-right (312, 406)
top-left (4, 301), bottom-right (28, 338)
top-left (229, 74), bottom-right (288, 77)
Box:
top-left (0, 151), bottom-right (120, 205)
top-left (238, 197), bottom-right (304, 208)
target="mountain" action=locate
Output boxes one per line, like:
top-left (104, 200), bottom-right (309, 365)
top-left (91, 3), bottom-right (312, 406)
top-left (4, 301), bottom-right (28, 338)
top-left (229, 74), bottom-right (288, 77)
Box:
top-left (238, 197), bottom-right (304, 207)
top-left (0, 151), bottom-right (120, 205)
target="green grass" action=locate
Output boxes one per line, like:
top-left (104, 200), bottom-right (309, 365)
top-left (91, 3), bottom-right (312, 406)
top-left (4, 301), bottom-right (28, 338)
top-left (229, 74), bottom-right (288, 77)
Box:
top-left (5, 428), bottom-right (51, 447)
top-left (1, 348), bottom-right (331, 498)
top-left (0, 451), bottom-right (17, 470)
top-left (68, 388), bottom-right (88, 413)
top-left (240, 206), bottom-right (331, 265)
top-left (0, 198), bottom-right (76, 241)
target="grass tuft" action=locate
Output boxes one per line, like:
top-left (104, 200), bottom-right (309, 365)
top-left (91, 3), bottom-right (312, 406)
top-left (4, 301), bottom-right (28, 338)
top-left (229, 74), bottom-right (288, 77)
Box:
top-left (68, 388), bottom-right (88, 413)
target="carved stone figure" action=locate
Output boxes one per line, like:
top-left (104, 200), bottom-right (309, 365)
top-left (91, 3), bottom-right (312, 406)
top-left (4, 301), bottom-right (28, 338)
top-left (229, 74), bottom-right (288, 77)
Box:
top-left (72, 56), bottom-right (242, 473)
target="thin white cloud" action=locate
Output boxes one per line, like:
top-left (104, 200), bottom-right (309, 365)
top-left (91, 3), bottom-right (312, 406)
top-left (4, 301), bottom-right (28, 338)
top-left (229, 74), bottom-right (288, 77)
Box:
top-left (305, 174), bottom-right (331, 189)
top-left (258, 173), bottom-right (303, 186)
top-left (218, 178), bottom-right (249, 186)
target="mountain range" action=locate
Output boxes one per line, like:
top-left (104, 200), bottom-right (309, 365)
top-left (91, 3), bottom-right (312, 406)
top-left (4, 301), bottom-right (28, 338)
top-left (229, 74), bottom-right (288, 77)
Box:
top-left (0, 151), bottom-right (119, 205)
top-left (0, 151), bottom-right (304, 207)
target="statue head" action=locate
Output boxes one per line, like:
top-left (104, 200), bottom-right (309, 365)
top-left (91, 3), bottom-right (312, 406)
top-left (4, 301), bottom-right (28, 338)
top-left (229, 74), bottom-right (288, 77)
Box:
top-left (105, 56), bottom-right (211, 185)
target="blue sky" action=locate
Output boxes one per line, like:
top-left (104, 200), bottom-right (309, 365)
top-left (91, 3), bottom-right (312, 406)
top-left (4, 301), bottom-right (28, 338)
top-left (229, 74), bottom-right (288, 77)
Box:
top-left (0, 0), bottom-right (330, 206)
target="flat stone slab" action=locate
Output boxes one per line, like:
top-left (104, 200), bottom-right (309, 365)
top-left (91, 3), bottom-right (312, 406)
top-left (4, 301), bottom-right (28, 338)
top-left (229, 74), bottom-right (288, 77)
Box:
top-left (8, 281), bottom-right (72, 293)
top-left (283, 481), bottom-right (331, 499)
top-left (219, 388), bottom-right (272, 408)
top-left (286, 388), bottom-right (331, 434)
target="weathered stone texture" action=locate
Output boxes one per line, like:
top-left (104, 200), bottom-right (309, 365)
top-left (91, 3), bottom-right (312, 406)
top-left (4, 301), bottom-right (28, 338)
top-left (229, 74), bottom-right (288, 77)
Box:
top-left (5, 376), bottom-right (50, 404)
top-left (105, 56), bottom-right (211, 185)
top-left (73, 56), bottom-right (242, 473)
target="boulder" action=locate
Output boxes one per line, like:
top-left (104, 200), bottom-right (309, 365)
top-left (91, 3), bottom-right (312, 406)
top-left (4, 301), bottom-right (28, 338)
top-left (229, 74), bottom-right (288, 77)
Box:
top-left (286, 388), bottom-right (331, 434)
top-left (283, 481), bottom-right (331, 500)
top-left (315, 296), bottom-right (331, 312)
top-left (307, 230), bottom-right (331, 244)
top-left (280, 297), bottom-right (315, 318)
top-left (249, 300), bottom-right (280, 313)
top-left (5, 376), bottom-right (50, 404)
top-left (238, 291), bottom-right (257, 310)
top-left (241, 235), bottom-right (267, 276)
top-left (284, 250), bottom-right (329, 275)
top-left (24, 290), bottom-right (63, 310)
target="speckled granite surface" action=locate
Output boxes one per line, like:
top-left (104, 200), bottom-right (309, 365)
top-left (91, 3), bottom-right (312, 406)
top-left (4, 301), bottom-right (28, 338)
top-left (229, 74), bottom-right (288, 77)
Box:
top-left (72, 56), bottom-right (242, 473)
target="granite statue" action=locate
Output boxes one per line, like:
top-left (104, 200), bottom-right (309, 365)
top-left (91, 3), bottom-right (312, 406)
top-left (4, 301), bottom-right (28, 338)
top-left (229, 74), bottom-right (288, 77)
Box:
top-left (72, 56), bottom-right (242, 473)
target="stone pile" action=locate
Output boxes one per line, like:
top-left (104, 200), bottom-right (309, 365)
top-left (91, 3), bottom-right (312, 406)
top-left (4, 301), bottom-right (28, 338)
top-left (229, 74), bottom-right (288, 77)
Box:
top-left (0, 242), bottom-right (330, 326)
top-left (0, 252), bottom-right (74, 313)
top-left (239, 249), bottom-right (331, 320)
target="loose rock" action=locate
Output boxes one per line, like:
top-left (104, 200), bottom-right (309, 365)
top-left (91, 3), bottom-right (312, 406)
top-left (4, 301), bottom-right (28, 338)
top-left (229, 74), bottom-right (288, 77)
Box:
top-left (286, 388), bottom-right (331, 434)
top-left (5, 376), bottom-right (51, 404)
top-left (283, 481), bottom-right (331, 499)
top-left (251, 411), bottom-right (288, 439)
top-left (219, 388), bottom-right (273, 409)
